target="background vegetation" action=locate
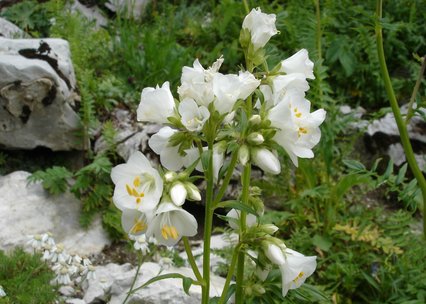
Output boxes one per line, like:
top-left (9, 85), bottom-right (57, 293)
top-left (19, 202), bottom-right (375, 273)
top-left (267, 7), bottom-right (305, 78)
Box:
top-left (1, 0), bottom-right (425, 303)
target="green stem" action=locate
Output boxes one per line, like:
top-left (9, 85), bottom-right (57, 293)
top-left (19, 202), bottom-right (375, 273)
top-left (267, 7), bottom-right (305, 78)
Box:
top-left (242, 0), bottom-right (250, 14)
top-left (183, 237), bottom-right (203, 283)
top-left (201, 142), bottom-right (215, 304)
top-left (218, 243), bottom-right (242, 304)
top-left (213, 151), bottom-right (239, 207)
top-left (123, 252), bottom-right (143, 304)
top-left (375, 0), bottom-right (426, 238)
top-left (235, 164), bottom-right (251, 302)
top-left (406, 55), bottom-right (426, 124)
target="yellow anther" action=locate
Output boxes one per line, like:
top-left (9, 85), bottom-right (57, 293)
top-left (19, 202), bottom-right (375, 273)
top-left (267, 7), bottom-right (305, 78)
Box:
top-left (133, 176), bottom-right (141, 187)
top-left (136, 197), bottom-right (141, 204)
top-left (295, 112), bottom-right (302, 118)
top-left (169, 226), bottom-right (179, 240)
top-left (293, 272), bottom-right (304, 283)
top-left (161, 226), bottom-right (170, 240)
top-left (131, 188), bottom-right (139, 197)
top-left (294, 107), bottom-right (298, 112)
top-left (131, 220), bottom-right (147, 234)
top-left (126, 184), bottom-right (133, 195)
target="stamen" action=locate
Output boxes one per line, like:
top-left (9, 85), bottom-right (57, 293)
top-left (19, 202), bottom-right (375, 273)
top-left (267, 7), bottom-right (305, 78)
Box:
top-left (133, 176), bottom-right (141, 187)
top-left (170, 226), bottom-right (179, 240)
top-left (131, 220), bottom-right (147, 234)
top-left (126, 184), bottom-right (133, 195)
top-left (296, 112), bottom-right (302, 118)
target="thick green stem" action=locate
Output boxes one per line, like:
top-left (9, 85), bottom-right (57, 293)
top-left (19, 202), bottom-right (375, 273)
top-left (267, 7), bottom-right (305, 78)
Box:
top-left (183, 237), bottom-right (203, 283)
top-left (218, 243), bottom-right (242, 304)
top-left (375, 0), bottom-right (426, 237)
top-left (201, 142), bottom-right (215, 304)
top-left (235, 164), bottom-right (251, 302)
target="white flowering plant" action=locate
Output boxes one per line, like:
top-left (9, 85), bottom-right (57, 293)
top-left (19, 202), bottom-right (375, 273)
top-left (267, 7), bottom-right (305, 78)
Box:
top-left (111, 7), bottom-right (326, 303)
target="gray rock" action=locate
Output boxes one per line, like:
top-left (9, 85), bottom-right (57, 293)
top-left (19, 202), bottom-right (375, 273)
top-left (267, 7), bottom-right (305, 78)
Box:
top-left (0, 17), bottom-right (27, 38)
top-left (388, 143), bottom-right (426, 171)
top-left (59, 285), bottom-right (76, 297)
top-left (84, 262), bottom-right (225, 304)
top-left (66, 299), bottom-right (87, 304)
top-left (0, 37), bottom-right (82, 150)
top-left (105, 0), bottom-right (150, 20)
top-left (0, 171), bottom-right (110, 256)
top-left (70, 1), bottom-right (108, 28)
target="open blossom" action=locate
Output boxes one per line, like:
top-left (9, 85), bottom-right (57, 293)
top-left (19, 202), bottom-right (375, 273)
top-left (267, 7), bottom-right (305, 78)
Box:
top-left (179, 98), bottom-right (210, 132)
top-left (268, 89), bottom-right (326, 166)
top-left (121, 208), bottom-right (152, 236)
top-left (242, 8), bottom-right (278, 50)
top-left (146, 202), bottom-right (198, 246)
top-left (265, 244), bottom-right (317, 297)
top-left (137, 82), bottom-right (175, 124)
top-left (212, 71), bottom-right (260, 114)
top-left (280, 49), bottom-right (315, 79)
top-left (111, 152), bottom-right (163, 212)
top-left (178, 57), bottom-right (223, 106)
top-left (148, 126), bottom-right (187, 171)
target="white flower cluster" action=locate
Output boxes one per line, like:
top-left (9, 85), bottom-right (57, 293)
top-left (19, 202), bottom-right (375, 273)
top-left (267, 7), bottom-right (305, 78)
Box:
top-left (111, 7), bottom-right (324, 298)
top-left (27, 233), bottom-right (96, 286)
top-left (0, 285), bottom-right (6, 298)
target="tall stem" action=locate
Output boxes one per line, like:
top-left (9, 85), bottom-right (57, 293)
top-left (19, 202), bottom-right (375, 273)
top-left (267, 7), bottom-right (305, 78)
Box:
top-left (406, 56), bottom-right (426, 124)
top-left (235, 164), bottom-right (251, 302)
top-left (375, 0), bottom-right (426, 237)
top-left (123, 252), bottom-right (143, 304)
top-left (213, 151), bottom-right (239, 207)
top-left (183, 237), bottom-right (203, 283)
top-left (201, 142), bottom-right (215, 303)
top-left (218, 243), bottom-right (242, 304)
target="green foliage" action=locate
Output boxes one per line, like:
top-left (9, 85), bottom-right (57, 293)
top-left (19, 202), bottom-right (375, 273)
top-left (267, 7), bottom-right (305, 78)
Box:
top-left (0, 248), bottom-right (58, 304)
top-left (0, 0), bottom-right (51, 36)
top-left (28, 166), bottom-right (72, 195)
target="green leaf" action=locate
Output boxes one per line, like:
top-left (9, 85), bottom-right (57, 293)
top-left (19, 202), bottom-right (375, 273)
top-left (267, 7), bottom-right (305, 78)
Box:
top-left (132, 273), bottom-right (198, 293)
top-left (182, 277), bottom-right (193, 295)
top-left (343, 159), bottom-right (366, 172)
top-left (201, 150), bottom-right (212, 172)
top-left (312, 234), bottom-right (332, 252)
top-left (395, 163), bottom-right (408, 185)
top-left (335, 174), bottom-right (371, 199)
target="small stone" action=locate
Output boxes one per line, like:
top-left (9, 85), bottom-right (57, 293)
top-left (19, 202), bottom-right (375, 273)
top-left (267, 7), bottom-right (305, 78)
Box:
top-left (59, 285), bottom-right (75, 297)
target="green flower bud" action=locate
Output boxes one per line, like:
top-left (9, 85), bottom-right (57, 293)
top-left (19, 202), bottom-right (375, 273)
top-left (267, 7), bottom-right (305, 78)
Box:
top-left (249, 114), bottom-right (262, 125)
top-left (247, 132), bottom-right (264, 145)
top-left (238, 144), bottom-right (250, 166)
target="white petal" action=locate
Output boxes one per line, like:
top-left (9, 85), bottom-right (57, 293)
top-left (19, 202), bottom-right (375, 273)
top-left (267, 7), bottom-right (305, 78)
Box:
top-left (170, 183), bottom-right (187, 206)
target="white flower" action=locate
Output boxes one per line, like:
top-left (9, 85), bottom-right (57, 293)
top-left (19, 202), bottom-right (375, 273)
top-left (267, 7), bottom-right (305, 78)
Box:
top-left (237, 71), bottom-right (261, 100)
top-left (148, 126), bottom-right (186, 171)
top-left (212, 71), bottom-right (260, 114)
top-left (50, 243), bottom-right (69, 263)
top-left (121, 209), bottom-right (152, 235)
top-left (170, 182), bottom-right (187, 206)
top-left (280, 49), bottom-right (315, 79)
top-left (265, 245), bottom-right (317, 297)
top-left (268, 90), bottom-right (326, 166)
top-left (146, 202), bottom-right (198, 246)
top-left (226, 208), bottom-right (257, 230)
top-left (133, 234), bottom-right (150, 255)
top-left (272, 74), bottom-right (310, 98)
top-left (86, 265), bottom-right (97, 281)
top-left (27, 234), bottom-right (45, 250)
top-left (178, 57), bottom-right (223, 107)
top-left (182, 144), bottom-right (225, 182)
top-left (111, 152), bottom-right (163, 212)
top-left (137, 81), bottom-right (175, 124)
top-left (179, 98), bottom-right (210, 132)
top-left (252, 148), bottom-right (281, 175)
top-left (52, 262), bottom-right (73, 285)
top-left (41, 244), bottom-right (54, 261)
top-left (242, 8), bottom-right (278, 51)
top-left (0, 285), bottom-right (6, 297)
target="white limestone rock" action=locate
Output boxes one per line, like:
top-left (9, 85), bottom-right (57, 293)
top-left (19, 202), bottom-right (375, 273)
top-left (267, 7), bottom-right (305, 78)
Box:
top-left (0, 17), bottom-right (27, 38)
top-left (84, 262), bottom-right (225, 304)
top-left (0, 171), bottom-right (110, 256)
top-left (0, 37), bottom-right (82, 150)
top-left (70, 1), bottom-right (108, 28)
top-left (388, 143), bottom-right (426, 171)
top-left (105, 0), bottom-right (150, 20)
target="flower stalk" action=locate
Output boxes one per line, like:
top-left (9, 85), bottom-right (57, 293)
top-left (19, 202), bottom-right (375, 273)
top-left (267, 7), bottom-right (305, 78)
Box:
top-left (375, 0), bottom-right (426, 238)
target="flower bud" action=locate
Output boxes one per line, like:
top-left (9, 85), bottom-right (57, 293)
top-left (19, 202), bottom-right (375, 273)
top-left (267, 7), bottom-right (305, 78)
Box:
top-left (238, 144), bottom-right (250, 166)
top-left (264, 244), bottom-right (285, 266)
top-left (252, 284), bottom-right (266, 295)
top-left (170, 182), bottom-right (187, 206)
top-left (249, 114), bottom-right (262, 125)
top-left (185, 182), bottom-right (201, 201)
top-left (252, 148), bottom-right (281, 174)
top-left (164, 171), bottom-right (177, 182)
top-left (247, 132), bottom-right (264, 145)
top-left (260, 224), bottom-right (279, 235)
